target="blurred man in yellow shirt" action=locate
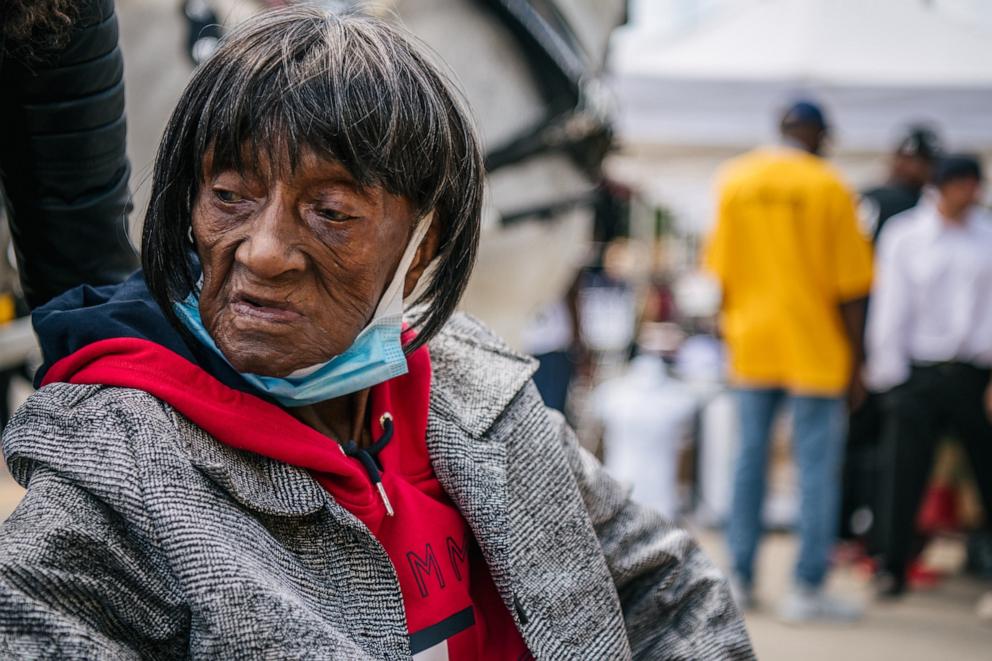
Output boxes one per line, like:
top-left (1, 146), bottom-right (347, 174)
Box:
top-left (704, 101), bottom-right (873, 623)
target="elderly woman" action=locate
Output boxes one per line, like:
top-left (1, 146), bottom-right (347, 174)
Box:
top-left (0, 8), bottom-right (751, 660)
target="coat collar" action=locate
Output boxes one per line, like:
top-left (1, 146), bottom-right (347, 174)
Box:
top-left (426, 313), bottom-right (539, 438)
top-left (422, 314), bottom-right (539, 610)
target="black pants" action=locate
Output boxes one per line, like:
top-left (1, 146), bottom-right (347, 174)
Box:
top-left (876, 363), bottom-right (992, 585)
top-left (840, 392), bottom-right (883, 542)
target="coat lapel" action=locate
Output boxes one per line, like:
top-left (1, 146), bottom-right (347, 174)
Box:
top-left (424, 315), bottom-right (538, 617)
top-left (425, 409), bottom-right (513, 584)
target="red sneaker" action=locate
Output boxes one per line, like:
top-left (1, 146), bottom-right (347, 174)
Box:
top-left (907, 560), bottom-right (943, 590)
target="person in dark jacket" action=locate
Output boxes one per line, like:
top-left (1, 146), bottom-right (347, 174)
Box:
top-left (0, 0), bottom-right (138, 309)
top-left (859, 125), bottom-right (942, 242)
top-left (838, 126), bottom-right (942, 545)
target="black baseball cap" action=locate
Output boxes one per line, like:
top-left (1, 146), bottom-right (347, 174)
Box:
top-left (895, 126), bottom-right (942, 161)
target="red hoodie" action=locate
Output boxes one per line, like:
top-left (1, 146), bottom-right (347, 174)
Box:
top-left (43, 335), bottom-right (531, 659)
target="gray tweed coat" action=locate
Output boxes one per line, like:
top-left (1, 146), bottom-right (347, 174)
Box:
top-left (0, 314), bottom-right (752, 660)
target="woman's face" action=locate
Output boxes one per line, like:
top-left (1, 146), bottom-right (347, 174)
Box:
top-left (192, 150), bottom-right (435, 377)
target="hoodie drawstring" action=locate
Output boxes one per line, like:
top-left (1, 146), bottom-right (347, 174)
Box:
top-left (342, 413), bottom-right (395, 516)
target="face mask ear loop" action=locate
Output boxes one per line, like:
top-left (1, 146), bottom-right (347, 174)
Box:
top-left (371, 210), bottom-right (436, 319)
top-left (404, 257), bottom-right (440, 309)
top-left (401, 210), bottom-right (439, 309)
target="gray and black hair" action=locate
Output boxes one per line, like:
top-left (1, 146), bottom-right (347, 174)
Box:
top-left (141, 6), bottom-right (484, 352)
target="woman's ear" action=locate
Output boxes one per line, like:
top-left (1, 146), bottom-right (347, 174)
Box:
top-left (404, 214), bottom-right (441, 299)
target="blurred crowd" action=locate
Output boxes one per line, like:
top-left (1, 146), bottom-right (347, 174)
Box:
top-left (526, 101), bottom-right (992, 626)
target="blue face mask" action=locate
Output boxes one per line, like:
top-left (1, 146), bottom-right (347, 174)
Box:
top-left (174, 216), bottom-right (434, 407)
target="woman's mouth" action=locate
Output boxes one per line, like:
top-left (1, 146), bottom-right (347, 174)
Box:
top-left (229, 292), bottom-right (302, 324)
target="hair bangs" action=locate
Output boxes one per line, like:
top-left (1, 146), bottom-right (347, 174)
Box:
top-left (191, 17), bottom-right (449, 214)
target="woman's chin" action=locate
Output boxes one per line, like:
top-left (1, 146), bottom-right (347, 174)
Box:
top-left (217, 342), bottom-right (313, 378)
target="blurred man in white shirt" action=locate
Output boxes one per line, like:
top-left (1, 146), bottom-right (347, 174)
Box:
top-left (867, 155), bottom-right (992, 597)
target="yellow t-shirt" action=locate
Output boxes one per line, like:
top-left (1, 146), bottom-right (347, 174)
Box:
top-left (703, 147), bottom-right (873, 395)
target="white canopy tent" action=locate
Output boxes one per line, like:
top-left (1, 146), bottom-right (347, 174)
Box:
top-left (607, 0), bottom-right (992, 233)
top-left (616, 0), bottom-right (992, 88)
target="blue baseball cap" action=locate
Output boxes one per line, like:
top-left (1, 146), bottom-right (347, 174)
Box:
top-left (781, 100), bottom-right (829, 131)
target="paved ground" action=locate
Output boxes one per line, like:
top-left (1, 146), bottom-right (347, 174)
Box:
top-left (695, 529), bottom-right (991, 660)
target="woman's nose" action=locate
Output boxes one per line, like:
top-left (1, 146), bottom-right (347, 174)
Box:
top-left (234, 198), bottom-right (307, 279)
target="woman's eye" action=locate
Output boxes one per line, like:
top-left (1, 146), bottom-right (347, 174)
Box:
top-left (317, 208), bottom-right (356, 222)
top-left (213, 189), bottom-right (244, 204)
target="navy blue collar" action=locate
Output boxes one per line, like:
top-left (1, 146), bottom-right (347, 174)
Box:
top-left (32, 271), bottom-right (256, 396)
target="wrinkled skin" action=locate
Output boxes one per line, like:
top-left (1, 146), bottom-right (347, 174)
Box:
top-left (192, 151), bottom-right (438, 379)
